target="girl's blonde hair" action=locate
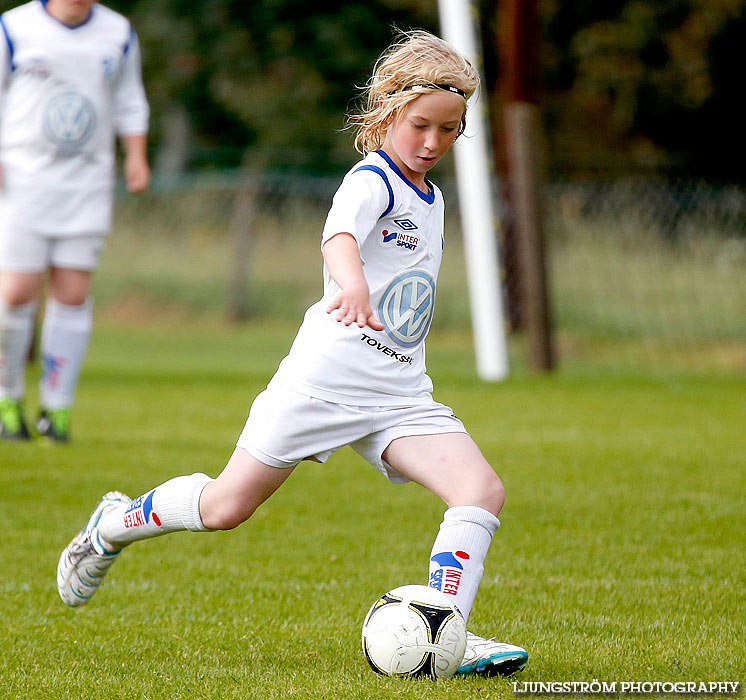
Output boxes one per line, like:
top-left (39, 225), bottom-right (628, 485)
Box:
top-left (351, 29), bottom-right (480, 154)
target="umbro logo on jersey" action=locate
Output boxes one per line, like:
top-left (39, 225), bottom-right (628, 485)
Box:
top-left (381, 229), bottom-right (419, 251)
top-left (394, 218), bottom-right (418, 231)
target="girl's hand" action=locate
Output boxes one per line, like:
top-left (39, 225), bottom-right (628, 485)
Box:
top-left (322, 232), bottom-right (385, 331)
top-left (120, 133), bottom-right (150, 193)
top-left (326, 282), bottom-right (385, 330)
top-left (124, 155), bottom-right (151, 193)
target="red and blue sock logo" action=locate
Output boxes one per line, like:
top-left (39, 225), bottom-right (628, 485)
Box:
top-left (41, 353), bottom-right (66, 389)
top-left (429, 550), bottom-right (470, 596)
top-left (123, 490), bottom-right (162, 529)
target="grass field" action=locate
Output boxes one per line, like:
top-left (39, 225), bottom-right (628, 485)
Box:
top-left (1, 317), bottom-right (745, 699)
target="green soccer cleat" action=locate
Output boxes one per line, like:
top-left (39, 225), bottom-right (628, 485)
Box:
top-left (57, 491), bottom-right (132, 607)
top-left (456, 631), bottom-right (529, 677)
top-left (0, 397), bottom-right (30, 441)
top-left (37, 407), bottom-right (71, 443)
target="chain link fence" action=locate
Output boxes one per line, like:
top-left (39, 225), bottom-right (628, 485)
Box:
top-left (102, 170), bottom-right (746, 373)
top-left (542, 178), bottom-right (746, 370)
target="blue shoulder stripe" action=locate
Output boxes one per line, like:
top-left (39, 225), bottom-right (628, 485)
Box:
top-left (0, 16), bottom-right (15, 72)
top-left (123, 26), bottom-right (135, 56)
top-left (353, 164), bottom-right (394, 220)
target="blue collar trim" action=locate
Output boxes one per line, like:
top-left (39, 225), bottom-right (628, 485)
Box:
top-left (375, 150), bottom-right (435, 205)
top-left (41, 0), bottom-right (95, 29)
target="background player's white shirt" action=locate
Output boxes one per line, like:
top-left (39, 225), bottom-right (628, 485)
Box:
top-left (270, 150), bottom-right (447, 406)
top-left (0, 1), bottom-right (149, 235)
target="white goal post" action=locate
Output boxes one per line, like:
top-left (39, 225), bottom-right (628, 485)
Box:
top-left (438, 0), bottom-right (510, 380)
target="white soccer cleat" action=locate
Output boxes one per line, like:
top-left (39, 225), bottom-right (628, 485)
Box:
top-left (456, 631), bottom-right (529, 676)
top-left (57, 491), bottom-right (131, 607)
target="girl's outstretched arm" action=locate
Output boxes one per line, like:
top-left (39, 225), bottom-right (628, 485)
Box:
top-left (322, 233), bottom-right (385, 330)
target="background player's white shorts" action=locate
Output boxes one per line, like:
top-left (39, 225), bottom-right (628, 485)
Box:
top-left (236, 385), bottom-right (468, 484)
top-left (0, 226), bottom-right (105, 272)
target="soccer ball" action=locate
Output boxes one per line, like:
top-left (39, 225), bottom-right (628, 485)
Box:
top-left (361, 584), bottom-right (466, 679)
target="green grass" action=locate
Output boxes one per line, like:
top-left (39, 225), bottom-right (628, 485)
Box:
top-left (1, 318), bottom-right (745, 698)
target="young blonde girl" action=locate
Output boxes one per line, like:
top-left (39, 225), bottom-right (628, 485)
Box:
top-left (57, 29), bottom-right (528, 677)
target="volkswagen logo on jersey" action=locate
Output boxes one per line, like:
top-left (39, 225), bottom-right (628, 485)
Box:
top-left (429, 550), bottom-right (470, 597)
top-left (378, 270), bottom-right (435, 348)
top-left (123, 490), bottom-right (162, 529)
top-left (43, 92), bottom-right (96, 154)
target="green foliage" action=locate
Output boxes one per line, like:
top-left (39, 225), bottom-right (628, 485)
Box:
top-left (1, 319), bottom-right (744, 697)
top-left (2, 0), bottom-right (739, 175)
top-left (537, 0), bottom-right (746, 175)
top-left (121, 0), bottom-right (437, 172)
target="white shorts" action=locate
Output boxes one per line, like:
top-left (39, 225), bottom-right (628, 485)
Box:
top-left (0, 226), bottom-right (105, 272)
top-left (236, 385), bottom-right (468, 483)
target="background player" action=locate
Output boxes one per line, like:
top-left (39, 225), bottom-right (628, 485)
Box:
top-left (0, 0), bottom-right (149, 442)
top-left (57, 29), bottom-right (528, 677)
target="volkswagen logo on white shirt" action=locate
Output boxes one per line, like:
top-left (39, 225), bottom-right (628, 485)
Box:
top-left (44, 92), bottom-right (96, 153)
top-left (378, 270), bottom-right (436, 348)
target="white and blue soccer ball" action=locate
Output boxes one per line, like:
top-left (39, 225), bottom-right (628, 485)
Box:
top-left (361, 584), bottom-right (466, 679)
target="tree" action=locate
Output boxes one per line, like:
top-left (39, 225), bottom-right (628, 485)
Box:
top-left (120, 0), bottom-right (436, 173)
top-left (2, 0), bottom-right (741, 177)
top-left (540, 0), bottom-right (746, 176)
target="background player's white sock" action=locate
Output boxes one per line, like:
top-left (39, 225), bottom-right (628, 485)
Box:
top-left (428, 505), bottom-right (501, 623)
top-left (98, 473), bottom-right (213, 549)
top-left (39, 298), bottom-right (93, 409)
top-left (0, 300), bottom-right (37, 400)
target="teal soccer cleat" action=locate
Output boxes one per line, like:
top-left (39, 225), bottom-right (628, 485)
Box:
top-left (457, 631), bottom-right (529, 676)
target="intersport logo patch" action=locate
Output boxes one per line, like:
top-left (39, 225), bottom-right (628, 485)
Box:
top-left (429, 550), bottom-right (470, 597)
top-left (123, 490), bottom-right (162, 529)
top-left (381, 228), bottom-right (419, 251)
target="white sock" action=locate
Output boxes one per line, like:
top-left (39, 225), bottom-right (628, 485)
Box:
top-left (0, 300), bottom-right (37, 400)
top-left (428, 505), bottom-right (500, 623)
top-left (98, 472), bottom-right (213, 549)
top-left (39, 298), bottom-right (93, 409)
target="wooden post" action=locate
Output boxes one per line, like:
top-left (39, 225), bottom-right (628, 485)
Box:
top-left (505, 102), bottom-right (554, 370)
top-left (499, 0), bottom-right (554, 370)
top-left (226, 163), bottom-right (262, 322)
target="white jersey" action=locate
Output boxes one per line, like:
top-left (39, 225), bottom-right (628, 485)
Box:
top-left (0, 1), bottom-right (149, 235)
top-left (270, 150), bottom-right (446, 406)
